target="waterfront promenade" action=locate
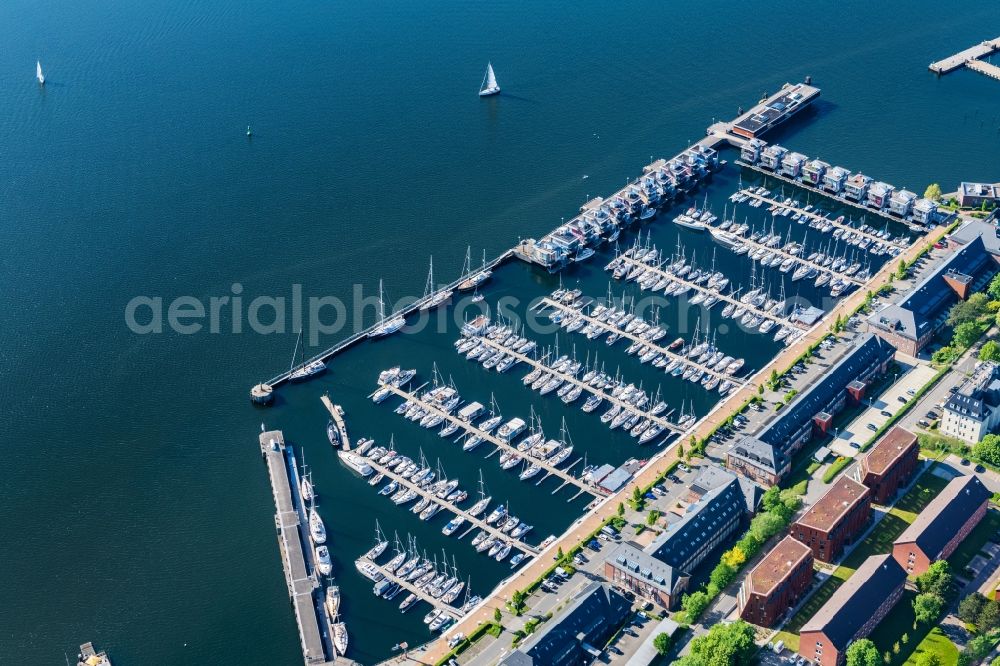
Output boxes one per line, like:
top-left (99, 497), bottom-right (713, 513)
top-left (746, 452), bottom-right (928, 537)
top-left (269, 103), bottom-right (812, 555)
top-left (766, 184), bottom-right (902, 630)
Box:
top-left (416, 220), bottom-right (954, 665)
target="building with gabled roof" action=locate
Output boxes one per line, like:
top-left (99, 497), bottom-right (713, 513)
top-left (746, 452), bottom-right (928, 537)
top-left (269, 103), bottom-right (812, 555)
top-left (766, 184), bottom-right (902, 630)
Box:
top-left (799, 554), bottom-right (906, 666)
top-left (893, 474), bottom-right (991, 575)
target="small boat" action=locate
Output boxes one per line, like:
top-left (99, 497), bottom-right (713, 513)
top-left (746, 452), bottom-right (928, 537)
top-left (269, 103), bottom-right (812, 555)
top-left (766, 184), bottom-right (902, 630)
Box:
top-left (510, 553), bottom-right (525, 568)
top-left (369, 279), bottom-right (406, 338)
top-left (399, 593), bottom-right (418, 612)
top-left (326, 420), bottom-right (341, 447)
top-left (315, 545), bottom-right (333, 575)
top-left (36, 60), bottom-right (45, 85)
top-left (325, 586), bottom-right (341, 617)
top-left (301, 476), bottom-right (314, 503)
top-left (479, 62), bottom-right (501, 97)
top-left (309, 508), bottom-right (327, 545)
top-left (331, 614), bottom-right (348, 656)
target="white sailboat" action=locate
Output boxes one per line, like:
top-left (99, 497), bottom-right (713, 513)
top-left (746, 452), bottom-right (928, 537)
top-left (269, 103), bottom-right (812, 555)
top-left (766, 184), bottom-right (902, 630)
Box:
top-left (479, 62), bottom-right (500, 97)
top-left (36, 61), bottom-right (45, 85)
top-left (368, 279), bottom-right (405, 338)
top-left (419, 256), bottom-right (453, 312)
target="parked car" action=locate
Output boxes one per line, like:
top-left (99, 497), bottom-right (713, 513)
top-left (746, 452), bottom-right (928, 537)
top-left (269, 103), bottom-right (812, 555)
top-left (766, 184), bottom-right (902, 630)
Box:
top-left (976, 464), bottom-right (986, 473)
top-left (961, 458), bottom-right (971, 466)
top-left (897, 396), bottom-right (908, 404)
top-left (866, 423), bottom-right (878, 431)
top-left (850, 443), bottom-right (861, 450)
top-left (926, 411), bottom-right (938, 420)
top-left (880, 410), bottom-right (892, 417)
top-left (917, 419), bottom-right (930, 428)
top-left (907, 388), bottom-right (917, 397)
top-left (678, 463), bottom-right (691, 473)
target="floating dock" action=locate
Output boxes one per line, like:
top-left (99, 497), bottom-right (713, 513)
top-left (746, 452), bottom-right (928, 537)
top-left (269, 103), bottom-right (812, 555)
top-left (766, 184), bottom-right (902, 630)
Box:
top-left (966, 58), bottom-right (1000, 81)
top-left (361, 453), bottom-right (539, 555)
top-left (929, 37), bottom-right (1000, 74)
top-left (379, 382), bottom-right (603, 499)
top-left (538, 296), bottom-right (749, 386)
top-left (320, 396), bottom-right (352, 450)
top-left (259, 430), bottom-right (337, 666)
top-left (472, 333), bottom-right (684, 435)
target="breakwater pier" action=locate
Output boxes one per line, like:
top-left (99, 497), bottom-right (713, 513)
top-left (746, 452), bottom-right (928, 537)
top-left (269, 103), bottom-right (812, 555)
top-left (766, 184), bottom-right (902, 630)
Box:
top-left (929, 36), bottom-right (1000, 75)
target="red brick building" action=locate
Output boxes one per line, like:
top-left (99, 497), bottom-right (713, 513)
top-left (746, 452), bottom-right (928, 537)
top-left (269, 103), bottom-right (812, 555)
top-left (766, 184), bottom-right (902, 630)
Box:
top-left (737, 536), bottom-right (814, 627)
top-left (799, 554), bottom-right (906, 666)
top-left (854, 426), bottom-right (919, 504)
top-left (792, 477), bottom-right (871, 563)
top-left (893, 474), bottom-right (991, 575)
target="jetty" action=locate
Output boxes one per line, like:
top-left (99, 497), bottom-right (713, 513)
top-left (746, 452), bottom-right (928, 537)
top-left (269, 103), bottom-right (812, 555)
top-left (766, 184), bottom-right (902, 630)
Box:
top-left (966, 58), bottom-right (1000, 82)
top-left (378, 382), bottom-right (603, 499)
top-left (929, 37), bottom-right (1000, 74)
top-left (320, 396), bottom-right (352, 450)
top-left (367, 560), bottom-right (466, 619)
top-left (469, 334), bottom-right (684, 436)
top-left (361, 454), bottom-right (539, 555)
top-left (258, 430), bottom-right (337, 666)
top-left (538, 296), bottom-right (748, 387)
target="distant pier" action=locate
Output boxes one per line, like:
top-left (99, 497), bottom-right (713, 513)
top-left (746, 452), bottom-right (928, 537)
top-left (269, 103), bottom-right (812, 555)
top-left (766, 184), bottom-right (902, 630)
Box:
top-left (258, 430), bottom-right (338, 666)
top-left (929, 37), bottom-right (1000, 74)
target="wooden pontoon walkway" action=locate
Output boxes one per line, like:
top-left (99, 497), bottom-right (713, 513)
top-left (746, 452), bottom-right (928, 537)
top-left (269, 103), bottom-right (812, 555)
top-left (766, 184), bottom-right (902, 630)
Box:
top-left (737, 188), bottom-right (894, 246)
top-left (537, 297), bottom-right (748, 386)
top-left (361, 454), bottom-right (539, 554)
top-left (379, 383), bottom-right (602, 498)
top-left (470, 334), bottom-right (685, 436)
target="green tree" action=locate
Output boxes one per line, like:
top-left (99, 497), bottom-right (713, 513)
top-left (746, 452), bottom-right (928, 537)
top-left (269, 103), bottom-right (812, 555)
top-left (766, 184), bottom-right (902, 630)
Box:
top-left (967, 633), bottom-right (994, 660)
top-left (686, 620), bottom-right (756, 666)
top-left (845, 639), bottom-right (881, 666)
top-left (893, 641), bottom-right (901, 655)
top-left (896, 260), bottom-right (908, 280)
top-left (915, 560), bottom-right (952, 598)
top-left (948, 293), bottom-right (989, 327)
top-left (617, 502), bottom-right (625, 517)
top-left (977, 598), bottom-right (1000, 632)
top-left (884, 651), bottom-right (891, 665)
top-left (974, 434), bottom-right (1000, 467)
top-left (901, 632), bottom-right (909, 645)
top-left (681, 590), bottom-right (711, 621)
top-left (646, 509), bottom-right (661, 527)
top-left (988, 273), bottom-right (1000, 301)
top-left (757, 383), bottom-right (764, 396)
top-left (749, 511), bottom-right (786, 541)
top-left (913, 592), bottom-right (944, 624)
top-left (709, 562), bottom-right (737, 591)
top-left (924, 183), bottom-right (942, 201)
top-left (954, 321), bottom-right (984, 350)
top-left (511, 589), bottom-right (526, 612)
top-left (980, 340), bottom-right (1000, 362)
top-left (958, 592), bottom-right (987, 624)
top-left (915, 654), bottom-right (942, 666)
top-left (493, 607), bottom-right (503, 623)
top-left (678, 443), bottom-right (685, 457)
top-left (557, 546), bottom-right (564, 560)
top-left (653, 632), bottom-right (672, 656)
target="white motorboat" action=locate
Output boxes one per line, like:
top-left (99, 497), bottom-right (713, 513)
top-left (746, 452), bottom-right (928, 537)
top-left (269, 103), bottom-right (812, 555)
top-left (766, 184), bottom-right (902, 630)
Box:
top-left (315, 545), bottom-right (333, 575)
top-left (309, 508), bottom-right (327, 545)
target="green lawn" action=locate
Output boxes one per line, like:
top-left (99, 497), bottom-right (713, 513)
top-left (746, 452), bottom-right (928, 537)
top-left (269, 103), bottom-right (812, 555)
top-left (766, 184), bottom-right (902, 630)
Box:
top-left (890, 472), bottom-right (951, 521)
top-left (782, 566), bottom-right (853, 636)
top-left (903, 627), bottom-right (959, 666)
top-left (948, 508), bottom-right (1000, 574)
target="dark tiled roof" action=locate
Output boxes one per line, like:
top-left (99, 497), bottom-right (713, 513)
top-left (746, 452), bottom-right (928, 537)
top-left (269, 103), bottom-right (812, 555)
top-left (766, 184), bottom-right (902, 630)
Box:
top-left (646, 475), bottom-right (745, 571)
top-left (605, 542), bottom-right (680, 593)
top-left (730, 435), bottom-right (785, 475)
top-left (747, 536), bottom-right (812, 596)
top-left (503, 582), bottom-right (630, 665)
top-left (864, 426), bottom-right (918, 476)
top-left (801, 554), bottom-right (906, 649)
top-left (689, 466), bottom-right (762, 513)
top-left (796, 477), bottom-right (870, 533)
top-left (894, 475), bottom-right (991, 558)
top-left (757, 334), bottom-right (895, 448)
top-left (868, 235), bottom-right (993, 342)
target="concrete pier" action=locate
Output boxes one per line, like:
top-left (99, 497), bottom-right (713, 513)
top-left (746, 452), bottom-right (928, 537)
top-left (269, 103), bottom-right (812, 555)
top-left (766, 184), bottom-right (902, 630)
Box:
top-left (929, 37), bottom-right (1000, 74)
top-left (259, 430), bottom-right (336, 666)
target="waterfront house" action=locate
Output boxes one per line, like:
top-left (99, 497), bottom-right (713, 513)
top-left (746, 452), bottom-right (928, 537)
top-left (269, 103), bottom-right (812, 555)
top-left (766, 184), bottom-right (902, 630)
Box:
top-left (792, 477), bottom-right (872, 563)
top-left (727, 334), bottom-right (895, 485)
top-left (889, 189), bottom-right (917, 217)
top-left (912, 197), bottom-right (939, 225)
top-left (957, 182), bottom-right (1000, 209)
top-left (843, 173), bottom-right (872, 202)
top-left (892, 474), bottom-right (990, 575)
top-left (500, 582), bottom-right (630, 666)
top-left (867, 229), bottom-right (997, 355)
top-left (737, 535), bottom-right (814, 627)
top-left (798, 555), bottom-right (906, 666)
top-left (822, 166), bottom-right (850, 194)
top-left (780, 151), bottom-right (807, 179)
top-left (866, 181), bottom-right (895, 209)
top-left (740, 138), bottom-right (765, 164)
top-left (802, 159), bottom-right (829, 186)
top-left (760, 144), bottom-right (788, 171)
top-left (853, 426), bottom-right (919, 504)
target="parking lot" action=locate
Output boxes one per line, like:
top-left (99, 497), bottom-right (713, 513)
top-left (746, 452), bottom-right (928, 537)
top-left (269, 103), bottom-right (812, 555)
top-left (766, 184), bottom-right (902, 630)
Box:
top-left (827, 361), bottom-right (938, 457)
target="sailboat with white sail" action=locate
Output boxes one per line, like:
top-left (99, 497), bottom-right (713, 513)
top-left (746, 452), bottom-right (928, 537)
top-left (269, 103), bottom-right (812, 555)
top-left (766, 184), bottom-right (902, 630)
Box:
top-left (419, 257), bottom-right (453, 312)
top-left (457, 248), bottom-right (492, 292)
top-left (479, 62), bottom-right (500, 97)
top-left (368, 279), bottom-right (406, 338)
top-left (36, 61), bottom-right (45, 85)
